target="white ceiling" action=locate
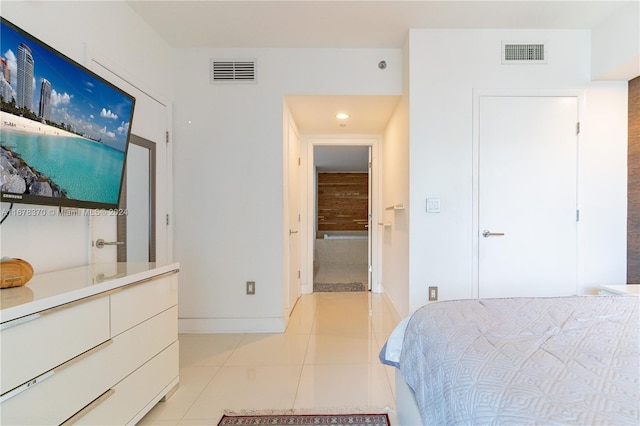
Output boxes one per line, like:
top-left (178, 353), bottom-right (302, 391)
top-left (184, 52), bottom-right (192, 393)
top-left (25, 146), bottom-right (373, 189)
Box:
top-left (127, 0), bottom-right (634, 168)
top-left (128, 1), bottom-right (632, 49)
top-left (285, 95), bottom-right (401, 134)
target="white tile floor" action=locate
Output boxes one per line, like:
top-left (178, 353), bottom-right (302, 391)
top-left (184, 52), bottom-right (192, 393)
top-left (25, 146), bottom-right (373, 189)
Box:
top-left (138, 292), bottom-right (402, 425)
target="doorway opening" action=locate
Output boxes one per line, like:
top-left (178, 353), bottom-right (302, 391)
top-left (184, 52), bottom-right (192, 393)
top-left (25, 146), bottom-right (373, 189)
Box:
top-left (306, 140), bottom-right (379, 293)
top-left (283, 95), bottom-right (394, 303)
top-left (313, 145), bottom-right (370, 291)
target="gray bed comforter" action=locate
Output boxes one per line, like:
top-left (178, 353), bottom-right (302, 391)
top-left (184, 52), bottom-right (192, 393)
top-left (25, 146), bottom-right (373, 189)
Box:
top-left (399, 296), bottom-right (639, 425)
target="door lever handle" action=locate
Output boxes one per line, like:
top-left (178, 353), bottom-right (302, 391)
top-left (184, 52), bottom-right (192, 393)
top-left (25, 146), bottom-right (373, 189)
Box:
top-left (95, 239), bottom-right (124, 249)
top-left (482, 230), bottom-right (505, 238)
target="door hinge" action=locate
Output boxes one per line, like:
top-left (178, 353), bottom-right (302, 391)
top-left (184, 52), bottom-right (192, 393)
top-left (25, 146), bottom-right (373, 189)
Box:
top-left (576, 122), bottom-right (580, 135)
top-left (166, 214), bottom-right (170, 226)
top-left (298, 270), bottom-right (301, 279)
top-left (166, 131), bottom-right (170, 143)
top-left (298, 157), bottom-right (301, 166)
top-left (576, 210), bottom-right (580, 222)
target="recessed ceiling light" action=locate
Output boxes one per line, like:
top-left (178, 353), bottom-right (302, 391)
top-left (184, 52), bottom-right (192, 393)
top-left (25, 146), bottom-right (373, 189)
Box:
top-left (335, 113), bottom-right (350, 120)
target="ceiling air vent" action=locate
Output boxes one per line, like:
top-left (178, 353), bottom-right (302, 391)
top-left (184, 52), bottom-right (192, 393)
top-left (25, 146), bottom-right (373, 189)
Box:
top-left (502, 43), bottom-right (547, 64)
top-left (210, 60), bottom-right (256, 84)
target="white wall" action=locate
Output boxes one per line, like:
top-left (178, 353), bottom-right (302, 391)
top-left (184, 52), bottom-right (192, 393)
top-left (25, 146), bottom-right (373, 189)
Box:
top-left (406, 29), bottom-right (628, 312)
top-left (0, 1), bottom-right (173, 272)
top-left (173, 48), bottom-right (402, 332)
top-left (578, 83), bottom-right (628, 286)
top-left (381, 40), bottom-right (411, 317)
top-left (592, 1), bottom-right (640, 80)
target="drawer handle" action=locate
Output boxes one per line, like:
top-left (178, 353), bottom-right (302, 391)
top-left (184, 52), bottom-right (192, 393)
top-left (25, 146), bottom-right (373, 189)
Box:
top-left (105, 269), bottom-right (179, 296)
top-left (0, 312), bottom-right (41, 331)
top-left (61, 388), bottom-right (115, 425)
top-left (0, 339), bottom-right (112, 403)
top-left (0, 370), bottom-right (54, 403)
top-left (124, 269), bottom-right (179, 288)
top-left (53, 339), bottom-right (113, 374)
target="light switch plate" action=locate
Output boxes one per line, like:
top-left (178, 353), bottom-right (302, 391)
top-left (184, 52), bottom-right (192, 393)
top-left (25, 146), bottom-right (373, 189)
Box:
top-left (426, 198), bottom-right (441, 213)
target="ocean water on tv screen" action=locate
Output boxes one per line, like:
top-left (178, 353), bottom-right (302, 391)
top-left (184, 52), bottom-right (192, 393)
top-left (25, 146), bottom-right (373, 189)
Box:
top-left (1, 129), bottom-right (124, 204)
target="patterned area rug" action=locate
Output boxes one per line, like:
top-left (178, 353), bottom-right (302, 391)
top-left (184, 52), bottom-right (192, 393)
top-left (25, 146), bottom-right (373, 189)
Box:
top-left (313, 282), bottom-right (366, 292)
top-left (217, 413), bottom-right (390, 425)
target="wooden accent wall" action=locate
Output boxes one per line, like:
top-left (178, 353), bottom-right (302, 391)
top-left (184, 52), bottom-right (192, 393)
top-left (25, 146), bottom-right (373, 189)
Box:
top-left (317, 173), bottom-right (368, 231)
top-left (629, 76), bottom-right (640, 283)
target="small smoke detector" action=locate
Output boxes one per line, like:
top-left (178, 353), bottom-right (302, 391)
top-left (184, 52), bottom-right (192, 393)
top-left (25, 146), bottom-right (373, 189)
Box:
top-left (502, 42), bottom-right (547, 64)
top-left (210, 59), bottom-right (256, 84)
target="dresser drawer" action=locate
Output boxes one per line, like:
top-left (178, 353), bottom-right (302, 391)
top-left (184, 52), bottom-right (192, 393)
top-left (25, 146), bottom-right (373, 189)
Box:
top-left (0, 306), bottom-right (178, 425)
top-left (0, 295), bottom-right (110, 394)
top-left (110, 272), bottom-right (178, 336)
top-left (104, 305), bottom-right (178, 384)
top-left (0, 338), bottom-right (113, 425)
top-left (76, 341), bottom-right (179, 425)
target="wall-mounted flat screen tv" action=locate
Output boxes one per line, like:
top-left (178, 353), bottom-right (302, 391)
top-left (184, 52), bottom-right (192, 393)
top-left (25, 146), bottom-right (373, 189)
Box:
top-left (0, 17), bottom-right (135, 210)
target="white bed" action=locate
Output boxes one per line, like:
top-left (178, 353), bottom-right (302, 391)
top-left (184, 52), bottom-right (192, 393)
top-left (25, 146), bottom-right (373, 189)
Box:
top-left (381, 296), bottom-right (639, 425)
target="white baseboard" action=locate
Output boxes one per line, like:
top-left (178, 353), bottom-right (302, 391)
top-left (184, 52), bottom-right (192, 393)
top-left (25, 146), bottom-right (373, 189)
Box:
top-left (179, 317), bottom-right (286, 333)
top-left (381, 288), bottom-right (404, 323)
top-left (301, 282), bottom-right (313, 294)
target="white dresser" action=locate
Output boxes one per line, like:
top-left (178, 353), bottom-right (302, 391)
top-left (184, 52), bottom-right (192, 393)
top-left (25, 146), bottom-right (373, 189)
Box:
top-left (0, 262), bottom-right (180, 425)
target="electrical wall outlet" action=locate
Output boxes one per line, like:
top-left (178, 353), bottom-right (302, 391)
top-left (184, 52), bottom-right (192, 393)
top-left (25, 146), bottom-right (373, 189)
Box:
top-left (428, 286), bottom-right (438, 301)
top-left (246, 281), bottom-right (255, 295)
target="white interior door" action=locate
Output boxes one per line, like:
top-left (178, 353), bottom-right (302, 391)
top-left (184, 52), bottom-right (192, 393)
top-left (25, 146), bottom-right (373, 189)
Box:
top-left (479, 96), bottom-right (578, 298)
top-left (287, 122), bottom-right (301, 314)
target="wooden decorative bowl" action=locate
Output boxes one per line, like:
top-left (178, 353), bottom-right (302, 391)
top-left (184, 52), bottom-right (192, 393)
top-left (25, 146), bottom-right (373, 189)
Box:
top-left (1, 258), bottom-right (34, 289)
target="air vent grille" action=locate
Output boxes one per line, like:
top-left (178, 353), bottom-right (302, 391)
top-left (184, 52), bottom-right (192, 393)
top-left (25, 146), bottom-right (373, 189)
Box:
top-left (502, 43), bottom-right (546, 64)
top-left (211, 60), bottom-right (256, 84)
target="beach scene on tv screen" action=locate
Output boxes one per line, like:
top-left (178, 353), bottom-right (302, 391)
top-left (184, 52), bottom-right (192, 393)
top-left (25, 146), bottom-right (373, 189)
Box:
top-left (0, 20), bottom-right (134, 206)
